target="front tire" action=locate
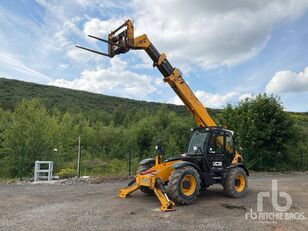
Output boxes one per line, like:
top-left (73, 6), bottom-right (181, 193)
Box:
top-left (224, 167), bottom-right (248, 198)
top-left (137, 165), bottom-right (154, 195)
top-left (168, 166), bottom-right (201, 205)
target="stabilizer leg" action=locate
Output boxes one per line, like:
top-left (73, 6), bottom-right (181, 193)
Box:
top-left (154, 178), bottom-right (175, 211)
top-left (118, 178), bottom-right (140, 198)
top-left (118, 175), bottom-right (175, 211)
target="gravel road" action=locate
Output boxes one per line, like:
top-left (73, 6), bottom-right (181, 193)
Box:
top-left (0, 174), bottom-right (307, 231)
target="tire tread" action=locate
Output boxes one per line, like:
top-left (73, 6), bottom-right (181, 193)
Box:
top-left (224, 167), bottom-right (248, 198)
top-left (168, 166), bottom-right (201, 205)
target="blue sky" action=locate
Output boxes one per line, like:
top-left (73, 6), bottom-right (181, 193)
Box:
top-left (0, 0), bottom-right (308, 112)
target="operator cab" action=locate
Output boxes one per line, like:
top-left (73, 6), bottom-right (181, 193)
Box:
top-left (187, 127), bottom-right (236, 173)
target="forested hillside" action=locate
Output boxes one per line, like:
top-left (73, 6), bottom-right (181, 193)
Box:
top-left (0, 78), bottom-right (219, 118)
top-left (0, 78), bottom-right (307, 179)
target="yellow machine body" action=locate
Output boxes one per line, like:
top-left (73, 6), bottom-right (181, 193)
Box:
top-left (119, 156), bottom-right (179, 211)
top-left (77, 19), bottom-right (245, 211)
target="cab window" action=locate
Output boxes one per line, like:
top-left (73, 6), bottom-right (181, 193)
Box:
top-left (208, 131), bottom-right (224, 154)
top-left (225, 133), bottom-right (234, 155)
top-left (187, 130), bottom-right (209, 154)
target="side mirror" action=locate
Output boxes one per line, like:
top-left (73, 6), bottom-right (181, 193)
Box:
top-left (155, 143), bottom-right (164, 155)
top-left (193, 145), bottom-right (202, 154)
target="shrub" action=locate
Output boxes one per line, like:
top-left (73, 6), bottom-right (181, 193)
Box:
top-left (57, 168), bottom-right (76, 179)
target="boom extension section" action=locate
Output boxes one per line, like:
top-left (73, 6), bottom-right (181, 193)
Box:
top-left (76, 19), bottom-right (216, 128)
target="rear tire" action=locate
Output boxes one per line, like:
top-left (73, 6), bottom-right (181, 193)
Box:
top-left (137, 165), bottom-right (154, 195)
top-left (224, 167), bottom-right (248, 198)
top-left (168, 166), bottom-right (201, 205)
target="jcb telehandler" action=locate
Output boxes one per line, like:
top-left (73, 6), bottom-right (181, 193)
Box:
top-left (77, 19), bottom-right (249, 211)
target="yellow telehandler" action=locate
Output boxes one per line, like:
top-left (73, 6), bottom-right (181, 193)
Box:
top-left (77, 19), bottom-right (249, 211)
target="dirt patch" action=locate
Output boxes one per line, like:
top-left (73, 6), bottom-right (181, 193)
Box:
top-left (221, 203), bottom-right (247, 211)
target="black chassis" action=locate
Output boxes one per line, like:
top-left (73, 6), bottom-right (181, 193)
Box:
top-left (165, 127), bottom-right (249, 188)
top-left (140, 127), bottom-right (249, 188)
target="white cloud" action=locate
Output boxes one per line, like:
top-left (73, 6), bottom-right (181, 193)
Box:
top-left (239, 93), bottom-right (253, 101)
top-left (66, 47), bottom-right (102, 64)
top-left (59, 64), bottom-right (69, 69)
top-left (49, 57), bottom-right (158, 99)
top-left (0, 51), bottom-right (52, 82)
top-left (170, 90), bottom-right (250, 108)
top-left (35, 1), bottom-right (103, 64)
top-left (127, 0), bottom-right (308, 69)
top-left (266, 67), bottom-right (308, 93)
top-left (83, 18), bottom-right (126, 37)
top-left (196, 91), bottom-right (240, 108)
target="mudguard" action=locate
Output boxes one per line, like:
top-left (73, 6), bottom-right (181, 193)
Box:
top-left (139, 158), bottom-right (155, 166)
top-left (231, 163), bottom-right (249, 176)
top-left (172, 161), bottom-right (201, 171)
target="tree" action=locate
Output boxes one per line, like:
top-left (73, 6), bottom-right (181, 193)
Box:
top-left (134, 118), bottom-right (155, 158)
top-left (0, 108), bottom-right (12, 154)
top-left (218, 94), bottom-right (296, 171)
top-left (2, 99), bottom-right (58, 178)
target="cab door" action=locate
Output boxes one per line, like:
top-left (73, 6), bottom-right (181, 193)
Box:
top-left (206, 130), bottom-right (226, 172)
top-left (225, 132), bottom-right (235, 164)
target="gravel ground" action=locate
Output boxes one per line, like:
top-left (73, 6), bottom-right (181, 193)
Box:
top-left (0, 173), bottom-right (307, 231)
